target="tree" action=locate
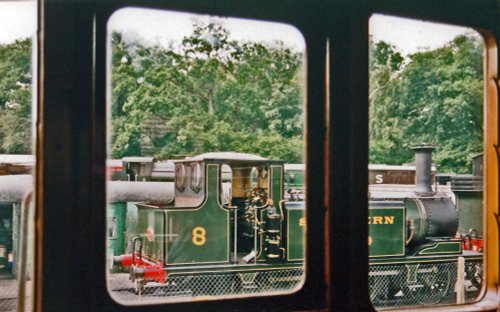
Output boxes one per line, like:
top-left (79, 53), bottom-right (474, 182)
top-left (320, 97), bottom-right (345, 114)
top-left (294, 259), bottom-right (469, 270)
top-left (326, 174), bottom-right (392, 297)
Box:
top-left (0, 39), bottom-right (32, 154)
top-left (110, 21), bottom-right (305, 163)
top-left (369, 35), bottom-right (483, 173)
top-left (369, 40), bottom-right (405, 164)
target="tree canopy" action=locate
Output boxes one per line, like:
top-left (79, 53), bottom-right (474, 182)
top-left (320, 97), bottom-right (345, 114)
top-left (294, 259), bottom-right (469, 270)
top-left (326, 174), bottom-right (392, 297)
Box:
top-left (369, 35), bottom-right (483, 173)
top-left (110, 22), bottom-right (305, 162)
top-left (0, 28), bottom-right (484, 173)
top-left (0, 39), bottom-right (32, 154)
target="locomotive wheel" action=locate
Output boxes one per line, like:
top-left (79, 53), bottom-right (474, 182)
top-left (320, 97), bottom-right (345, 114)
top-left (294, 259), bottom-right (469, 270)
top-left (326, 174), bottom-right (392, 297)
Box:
top-left (232, 272), bottom-right (263, 294)
top-left (369, 275), bottom-right (404, 304)
top-left (406, 264), bottom-right (453, 305)
top-left (466, 263), bottom-right (483, 290)
top-left (229, 275), bottom-right (242, 294)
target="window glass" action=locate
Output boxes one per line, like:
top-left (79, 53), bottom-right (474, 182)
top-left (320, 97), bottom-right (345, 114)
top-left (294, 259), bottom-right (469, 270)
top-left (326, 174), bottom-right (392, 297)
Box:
top-left (106, 8), bottom-right (306, 304)
top-left (369, 15), bottom-right (484, 309)
top-left (0, 1), bottom-right (36, 311)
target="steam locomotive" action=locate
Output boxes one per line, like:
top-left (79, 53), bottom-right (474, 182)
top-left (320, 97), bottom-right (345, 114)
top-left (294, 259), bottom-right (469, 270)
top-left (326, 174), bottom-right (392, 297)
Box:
top-left (109, 147), bottom-right (483, 307)
top-left (368, 145), bottom-right (483, 307)
top-left (110, 152), bottom-right (305, 298)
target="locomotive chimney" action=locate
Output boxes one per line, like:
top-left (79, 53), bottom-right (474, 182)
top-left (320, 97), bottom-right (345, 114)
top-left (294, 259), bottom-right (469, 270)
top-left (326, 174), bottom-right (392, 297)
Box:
top-left (412, 144), bottom-right (435, 194)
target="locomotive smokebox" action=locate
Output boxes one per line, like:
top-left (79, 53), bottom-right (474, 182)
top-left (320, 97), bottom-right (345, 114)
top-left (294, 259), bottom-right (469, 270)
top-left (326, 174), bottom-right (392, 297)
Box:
top-left (412, 144), bottom-right (435, 194)
top-left (405, 144), bottom-right (459, 247)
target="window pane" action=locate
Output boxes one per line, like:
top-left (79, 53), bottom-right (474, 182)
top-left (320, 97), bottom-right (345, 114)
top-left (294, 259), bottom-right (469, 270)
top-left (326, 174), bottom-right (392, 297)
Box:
top-left (369, 15), bottom-right (484, 309)
top-left (0, 1), bottom-right (36, 311)
top-left (106, 8), bottom-right (306, 304)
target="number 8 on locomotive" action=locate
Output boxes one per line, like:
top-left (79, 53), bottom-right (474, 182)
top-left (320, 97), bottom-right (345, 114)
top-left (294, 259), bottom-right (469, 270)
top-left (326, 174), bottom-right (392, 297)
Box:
top-left (192, 227), bottom-right (206, 246)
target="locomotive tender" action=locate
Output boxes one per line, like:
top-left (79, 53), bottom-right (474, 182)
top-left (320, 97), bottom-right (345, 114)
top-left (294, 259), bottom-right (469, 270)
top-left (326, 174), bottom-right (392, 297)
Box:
top-left (110, 147), bottom-right (482, 307)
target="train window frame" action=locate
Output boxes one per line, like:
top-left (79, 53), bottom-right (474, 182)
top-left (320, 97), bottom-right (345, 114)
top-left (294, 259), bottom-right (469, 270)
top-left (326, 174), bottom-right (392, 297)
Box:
top-left (0, 3), bottom-right (37, 311)
top-left (482, 29), bottom-right (499, 312)
top-left (105, 7), bottom-right (310, 304)
top-left (190, 163), bottom-right (202, 193)
top-left (98, 3), bottom-right (323, 311)
top-left (34, 0), bottom-right (499, 311)
top-left (363, 10), bottom-right (499, 312)
top-left (368, 16), bottom-right (488, 310)
top-left (175, 163), bottom-right (186, 191)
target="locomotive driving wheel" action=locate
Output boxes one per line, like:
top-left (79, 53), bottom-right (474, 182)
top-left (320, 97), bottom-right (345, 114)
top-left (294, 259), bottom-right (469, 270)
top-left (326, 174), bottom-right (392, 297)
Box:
top-left (465, 262), bottom-right (483, 290)
top-left (405, 263), bottom-right (453, 305)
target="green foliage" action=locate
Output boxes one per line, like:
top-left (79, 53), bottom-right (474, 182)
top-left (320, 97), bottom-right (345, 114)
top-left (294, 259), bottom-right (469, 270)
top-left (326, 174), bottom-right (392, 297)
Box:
top-left (0, 39), bottom-right (32, 154)
top-left (110, 21), bottom-right (304, 163)
top-left (369, 35), bottom-right (483, 173)
top-left (0, 28), bottom-right (482, 173)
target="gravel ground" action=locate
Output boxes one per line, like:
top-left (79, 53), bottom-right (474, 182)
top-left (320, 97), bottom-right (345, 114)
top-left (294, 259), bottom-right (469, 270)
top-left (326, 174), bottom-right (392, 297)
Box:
top-left (0, 279), bottom-right (31, 311)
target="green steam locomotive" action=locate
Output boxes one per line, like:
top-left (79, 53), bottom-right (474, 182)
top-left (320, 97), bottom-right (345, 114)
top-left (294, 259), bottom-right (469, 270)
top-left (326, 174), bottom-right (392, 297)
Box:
top-left (368, 145), bottom-right (483, 307)
top-left (110, 148), bottom-right (482, 307)
top-left (111, 152), bottom-right (305, 297)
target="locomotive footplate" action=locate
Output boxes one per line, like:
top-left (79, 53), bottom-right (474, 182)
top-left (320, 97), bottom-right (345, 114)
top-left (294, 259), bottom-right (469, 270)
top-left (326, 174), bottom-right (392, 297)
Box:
top-left (109, 269), bottom-right (305, 300)
top-left (164, 266), bottom-right (304, 297)
top-left (113, 263), bottom-right (304, 298)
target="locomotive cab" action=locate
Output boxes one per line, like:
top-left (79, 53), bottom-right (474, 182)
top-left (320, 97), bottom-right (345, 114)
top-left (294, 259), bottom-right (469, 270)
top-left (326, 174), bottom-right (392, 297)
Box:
top-left (192, 153), bottom-right (286, 263)
top-left (222, 159), bottom-right (277, 262)
top-left (133, 152), bottom-right (287, 265)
